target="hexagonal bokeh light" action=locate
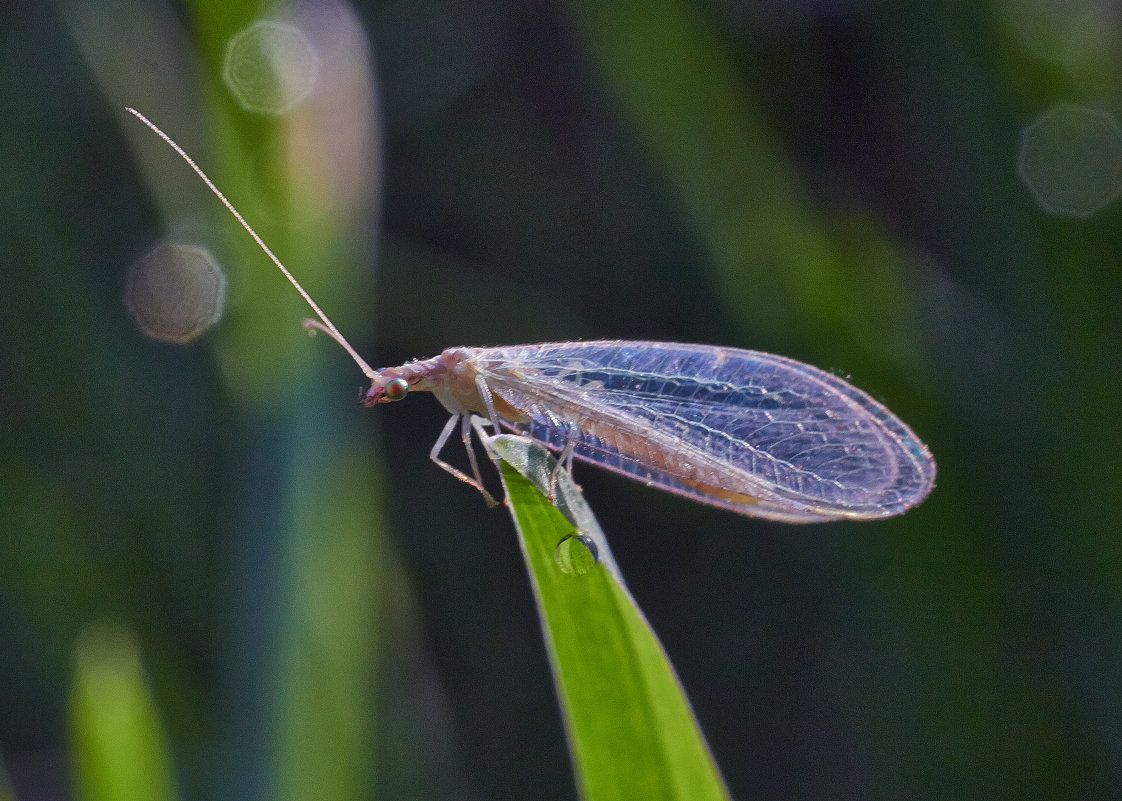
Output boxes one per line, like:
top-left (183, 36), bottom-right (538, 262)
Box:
top-left (1018, 103), bottom-right (1122, 218)
top-left (125, 242), bottom-right (227, 344)
top-left (223, 20), bottom-right (319, 116)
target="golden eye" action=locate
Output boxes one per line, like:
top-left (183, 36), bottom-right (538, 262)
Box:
top-left (384, 378), bottom-right (409, 401)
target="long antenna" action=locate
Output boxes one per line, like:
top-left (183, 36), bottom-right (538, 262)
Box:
top-left (124, 107), bottom-right (379, 380)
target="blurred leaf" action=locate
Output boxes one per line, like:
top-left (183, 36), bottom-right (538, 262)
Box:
top-left (266, 435), bottom-right (383, 801)
top-left (565, 0), bottom-right (922, 373)
top-left (0, 755), bottom-right (15, 801)
top-left (176, 5), bottom-right (385, 801)
top-left (69, 622), bottom-right (178, 801)
top-left (491, 435), bottom-right (730, 801)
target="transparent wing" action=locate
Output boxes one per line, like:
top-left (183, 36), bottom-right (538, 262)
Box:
top-left (470, 341), bottom-right (935, 522)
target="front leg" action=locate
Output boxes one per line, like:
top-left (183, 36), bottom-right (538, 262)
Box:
top-left (429, 413), bottom-right (498, 506)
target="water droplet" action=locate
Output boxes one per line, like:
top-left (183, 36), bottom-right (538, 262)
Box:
top-left (554, 533), bottom-right (598, 576)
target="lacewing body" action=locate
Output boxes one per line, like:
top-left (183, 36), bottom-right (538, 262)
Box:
top-left (366, 341), bottom-right (935, 522)
top-left (126, 107), bottom-right (935, 522)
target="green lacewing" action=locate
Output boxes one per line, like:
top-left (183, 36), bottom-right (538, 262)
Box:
top-left (127, 108), bottom-right (935, 522)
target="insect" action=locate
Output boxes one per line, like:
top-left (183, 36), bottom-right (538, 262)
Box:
top-left (127, 108), bottom-right (935, 522)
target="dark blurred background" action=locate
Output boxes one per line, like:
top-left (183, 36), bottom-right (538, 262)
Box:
top-left (3, 0), bottom-right (1121, 799)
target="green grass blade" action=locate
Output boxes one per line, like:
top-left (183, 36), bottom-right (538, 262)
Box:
top-left (68, 622), bottom-right (179, 801)
top-left (489, 435), bottom-right (731, 801)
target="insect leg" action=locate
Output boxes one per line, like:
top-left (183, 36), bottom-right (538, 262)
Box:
top-left (430, 413), bottom-right (498, 506)
top-left (541, 438), bottom-right (571, 501)
top-left (546, 437), bottom-right (580, 501)
top-left (459, 412), bottom-right (492, 503)
top-left (559, 437), bottom-right (577, 472)
top-left (473, 375), bottom-right (503, 439)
